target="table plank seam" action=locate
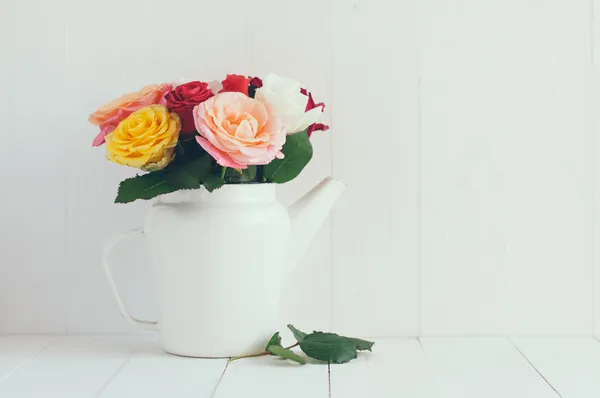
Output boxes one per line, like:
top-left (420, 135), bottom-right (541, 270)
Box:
top-left (94, 338), bottom-right (166, 398)
top-left (509, 338), bottom-right (563, 398)
top-left (327, 362), bottom-right (331, 398)
top-left (415, 336), bottom-right (427, 354)
top-left (94, 356), bottom-right (133, 397)
top-left (209, 357), bottom-right (231, 397)
top-left (0, 337), bottom-right (57, 385)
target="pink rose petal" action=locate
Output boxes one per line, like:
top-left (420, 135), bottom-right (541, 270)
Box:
top-left (196, 136), bottom-right (247, 169)
top-left (92, 131), bottom-right (106, 147)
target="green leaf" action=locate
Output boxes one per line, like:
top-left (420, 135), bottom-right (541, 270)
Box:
top-left (165, 155), bottom-right (214, 189)
top-left (202, 175), bottom-right (225, 192)
top-left (185, 155), bottom-right (214, 174)
top-left (298, 332), bottom-right (358, 364)
top-left (264, 130), bottom-right (313, 183)
top-left (297, 328), bottom-right (373, 352)
top-left (267, 345), bottom-right (307, 365)
top-left (114, 155), bottom-right (216, 203)
top-left (115, 172), bottom-right (178, 204)
top-left (165, 167), bottom-right (201, 189)
top-left (345, 337), bottom-right (374, 352)
top-left (265, 332), bottom-right (282, 352)
top-left (287, 324), bottom-right (308, 342)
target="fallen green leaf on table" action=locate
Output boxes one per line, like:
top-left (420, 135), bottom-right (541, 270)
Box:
top-left (265, 332), bottom-right (282, 353)
top-left (344, 336), bottom-right (375, 352)
top-left (288, 324), bottom-right (308, 342)
top-left (227, 325), bottom-right (374, 365)
top-left (287, 325), bottom-right (375, 364)
top-left (297, 332), bottom-right (358, 364)
top-left (267, 345), bottom-right (307, 364)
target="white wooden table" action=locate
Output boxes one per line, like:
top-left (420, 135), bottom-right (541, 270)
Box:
top-left (0, 336), bottom-right (599, 397)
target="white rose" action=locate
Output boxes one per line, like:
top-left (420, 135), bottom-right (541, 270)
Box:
top-left (255, 73), bottom-right (323, 134)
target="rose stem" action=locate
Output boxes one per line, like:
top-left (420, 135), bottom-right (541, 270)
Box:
top-left (228, 342), bottom-right (300, 363)
top-left (220, 166), bottom-right (227, 180)
top-left (256, 165), bottom-right (264, 182)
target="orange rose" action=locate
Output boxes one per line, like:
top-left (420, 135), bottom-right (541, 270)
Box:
top-left (89, 84), bottom-right (172, 146)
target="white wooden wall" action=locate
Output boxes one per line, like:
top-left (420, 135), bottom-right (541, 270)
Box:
top-left (1, 0), bottom-right (599, 337)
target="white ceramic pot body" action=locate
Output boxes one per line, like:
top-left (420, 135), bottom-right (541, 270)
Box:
top-left (149, 185), bottom-right (289, 357)
top-left (103, 178), bottom-right (345, 357)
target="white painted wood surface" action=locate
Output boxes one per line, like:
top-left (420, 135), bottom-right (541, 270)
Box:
top-left (594, 0), bottom-right (600, 338)
top-left (512, 337), bottom-right (600, 398)
top-left (98, 341), bottom-right (227, 398)
top-left (214, 357), bottom-right (329, 398)
top-left (420, 0), bottom-right (593, 336)
top-left (330, 0), bottom-right (420, 337)
top-left (503, 0), bottom-right (593, 336)
top-left (3, 336), bottom-right (599, 397)
top-left (0, 1), bottom-right (69, 334)
top-left (419, 0), bottom-right (512, 336)
top-left (2, 0), bottom-right (600, 337)
top-left (419, 338), bottom-right (558, 398)
top-left (0, 336), bottom-right (57, 381)
top-left (330, 339), bottom-right (436, 397)
top-left (0, 337), bottom-right (138, 397)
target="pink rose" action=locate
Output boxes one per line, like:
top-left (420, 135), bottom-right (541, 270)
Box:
top-left (193, 92), bottom-right (286, 169)
top-left (89, 84), bottom-right (172, 146)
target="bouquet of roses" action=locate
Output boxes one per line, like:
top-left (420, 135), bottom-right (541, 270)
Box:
top-left (89, 74), bottom-right (329, 203)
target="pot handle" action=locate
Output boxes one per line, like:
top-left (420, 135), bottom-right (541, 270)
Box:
top-left (102, 227), bottom-right (158, 331)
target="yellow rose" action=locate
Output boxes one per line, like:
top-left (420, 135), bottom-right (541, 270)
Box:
top-left (105, 105), bottom-right (181, 171)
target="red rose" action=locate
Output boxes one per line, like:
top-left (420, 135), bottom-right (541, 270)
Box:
top-left (301, 88), bottom-right (329, 137)
top-left (249, 77), bottom-right (263, 88)
top-left (248, 77), bottom-right (263, 98)
top-left (306, 122), bottom-right (329, 137)
top-left (165, 81), bottom-right (214, 133)
top-left (219, 74), bottom-right (252, 95)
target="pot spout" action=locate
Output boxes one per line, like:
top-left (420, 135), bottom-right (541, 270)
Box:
top-left (288, 177), bottom-right (345, 269)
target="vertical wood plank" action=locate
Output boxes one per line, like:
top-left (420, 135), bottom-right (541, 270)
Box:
top-left (505, 0), bottom-right (592, 335)
top-left (420, 0), bottom-right (593, 335)
top-left (420, 0), bottom-right (512, 335)
top-left (331, 0), bottom-right (420, 336)
top-left (250, 0), bottom-right (333, 331)
top-left (64, 1), bottom-right (254, 333)
top-left (594, 0), bottom-right (600, 337)
top-left (0, 0), bottom-right (68, 333)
